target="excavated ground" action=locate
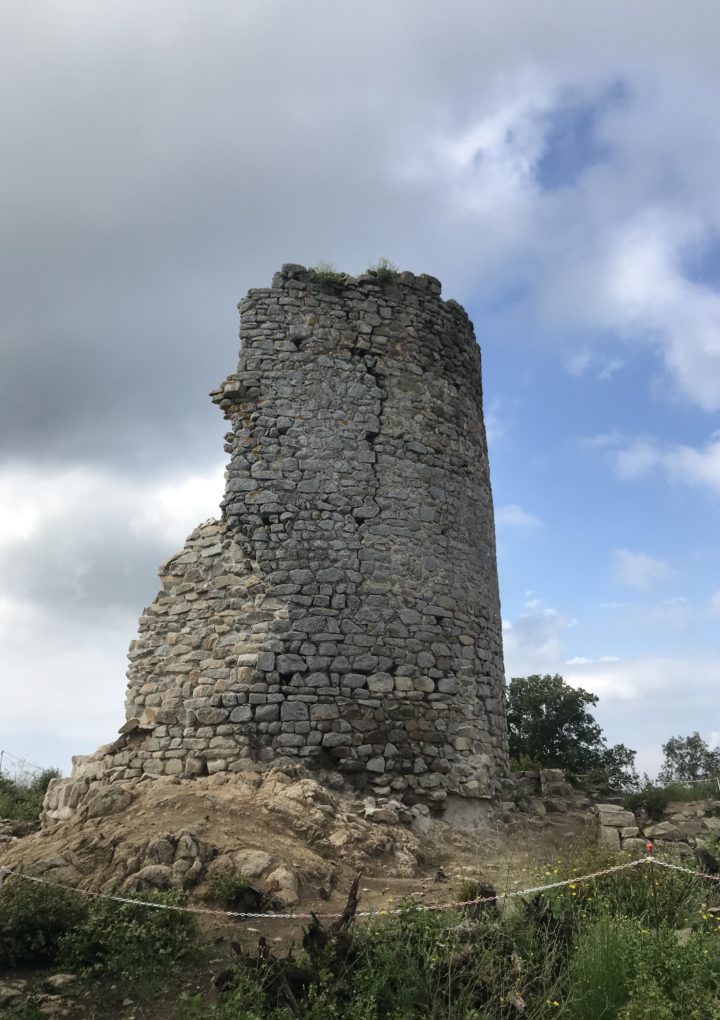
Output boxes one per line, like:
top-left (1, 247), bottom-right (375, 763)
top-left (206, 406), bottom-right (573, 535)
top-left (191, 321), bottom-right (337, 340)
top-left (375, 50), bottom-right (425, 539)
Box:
top-left (0, 769), bottom-right (604, 1019)
top-left (0, 767), bottom-right (595, 922)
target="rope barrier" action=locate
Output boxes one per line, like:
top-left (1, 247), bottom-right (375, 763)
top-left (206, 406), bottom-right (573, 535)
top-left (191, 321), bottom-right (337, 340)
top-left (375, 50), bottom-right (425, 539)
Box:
top-left (0, 857), bottom-right (650, 922)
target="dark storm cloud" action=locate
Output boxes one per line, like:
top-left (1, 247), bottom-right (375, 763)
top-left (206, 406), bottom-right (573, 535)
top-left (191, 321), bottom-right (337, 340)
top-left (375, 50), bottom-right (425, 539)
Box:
top-left (5, 0), bottom-right (717, 468)
top-left (0, 2), bottom-right (444, 467)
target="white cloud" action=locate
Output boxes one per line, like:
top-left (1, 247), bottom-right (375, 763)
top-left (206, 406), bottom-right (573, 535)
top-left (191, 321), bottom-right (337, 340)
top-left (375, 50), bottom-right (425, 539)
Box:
top-left (612, 548), bottom-right (673, 590)
top-left (566, 351), bottom-right (624, 381)
top-left (615, 435), bottom-right (720, 496)
top-left (711, 592), bottom-right (720, 616)
top-left (581, 432), bottom-right (628, 450)
top-left (503, 599), bottom-right (573, 677)
top-left (406, 70), bottom-right (720, 413)
top-left (496, 504), bottom-right (542, 530)
top-left (0, 463), bottom-right (225, 763)
top-left (566, 653), bottom-right (619, 666)
top-left (0, 463), bottom-right (223, 557)
top-left (129, 466), bottom-right (226, 541)
top-left (564, 655), bottom-right (720, 704)
top-left (598, 357), bottom-right (624, 380)
top-left (615, 440), bottom-right (663, 478)
top-left (0, 595), bottom-right (132, 740)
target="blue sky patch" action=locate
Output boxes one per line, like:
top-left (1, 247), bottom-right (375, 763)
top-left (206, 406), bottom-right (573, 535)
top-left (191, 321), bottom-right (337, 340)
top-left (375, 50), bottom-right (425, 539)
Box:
top-left (535, 81), bottom-right (628, 191)
top-left (680, 232), bottom-right (720, 290)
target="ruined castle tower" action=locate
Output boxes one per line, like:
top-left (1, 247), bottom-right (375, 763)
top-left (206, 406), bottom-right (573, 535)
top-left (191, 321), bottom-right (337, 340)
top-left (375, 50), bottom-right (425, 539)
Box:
top-left (79, 264), bottom-right (509, 810)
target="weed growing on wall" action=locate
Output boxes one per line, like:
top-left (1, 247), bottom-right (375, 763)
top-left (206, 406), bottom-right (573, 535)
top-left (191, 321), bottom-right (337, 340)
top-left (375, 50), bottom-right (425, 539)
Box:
top-left (308, 262), bottom-right (345, 288)
top-left (367, 257), bottom-right (400, 284)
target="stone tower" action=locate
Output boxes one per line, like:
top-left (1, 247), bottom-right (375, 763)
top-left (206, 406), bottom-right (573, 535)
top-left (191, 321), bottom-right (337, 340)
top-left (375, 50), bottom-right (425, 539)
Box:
top-left (77, 264), bottom-right (509, 811)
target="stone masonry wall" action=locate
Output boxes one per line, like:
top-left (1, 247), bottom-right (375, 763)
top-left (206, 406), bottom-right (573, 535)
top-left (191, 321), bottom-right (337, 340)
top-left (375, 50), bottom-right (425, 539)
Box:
top-left (72, 264), bottom-right (509, 809)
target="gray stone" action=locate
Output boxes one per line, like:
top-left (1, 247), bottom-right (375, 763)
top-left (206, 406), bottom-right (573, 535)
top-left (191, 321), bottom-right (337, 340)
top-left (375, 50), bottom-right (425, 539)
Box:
top-left (280, 701), bottom-right (309, 721)
top-left (255, 704), bottom-right (280, 723)
top-left (266, 866), bottom-right (300, 906)
top-left (124, 864), bottom-right (174, 891)
top-left (84, 785), bottom-right (134, 819)
top-left (644, 821), bottom-right (685, 842)
top-left (599, 826), bottom-right (621, 849)
top-left (310, 703), bottom-right (339, 721)
top-left (43, 974), bottom-right (77, 992)
top-left (235, 849), bottom-right (272, 878)
top-left (367, 672), bottom-right (393, 694)
top-left (365, 806), bottom-right (399, 824)
top-left (596, 805), bottom-right (636, 828)
top-left (277, 654), bottom-right (307, 673)
top-left (620, 826), bottom-right (640, 839)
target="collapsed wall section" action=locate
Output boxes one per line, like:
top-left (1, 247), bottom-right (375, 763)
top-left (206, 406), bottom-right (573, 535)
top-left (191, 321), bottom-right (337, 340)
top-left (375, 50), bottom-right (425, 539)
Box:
top-left (73, 265), bottom-right (509, 809)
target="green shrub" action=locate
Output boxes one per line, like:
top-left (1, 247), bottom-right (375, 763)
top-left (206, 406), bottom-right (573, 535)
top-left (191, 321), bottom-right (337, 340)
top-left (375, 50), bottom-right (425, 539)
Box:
top-left (509, 754), bottom-right (544, 772)
top-left (59, 890), bottom-right (199, 980)
top-left (0, 997), bottom-right (45, 1020)
top-left (0, 876), bottom-right (88, 968)
top-left (0, 769), bottom-right (60, 821)
top-left (308, 262), bottom-right (345, 288)
top-left (624, 779), bottom-right (720, 823)
top-left (619, 926), bottom-right (720, 1019)
top-left (203, 870), bottom-right (256, 909)
top-left (177, 971), bottom-right (268, 1020)
top-left (623, 784), bottom-right (671, 821)
top-left (367, 257), bottom-right (400, 284)
top-left (664, 779), bottom-right (720, 802)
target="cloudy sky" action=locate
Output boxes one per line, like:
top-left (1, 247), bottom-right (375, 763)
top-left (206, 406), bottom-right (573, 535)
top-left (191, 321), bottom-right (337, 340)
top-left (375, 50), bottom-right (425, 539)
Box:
top-left (2, 1), bottom-right (719, 779)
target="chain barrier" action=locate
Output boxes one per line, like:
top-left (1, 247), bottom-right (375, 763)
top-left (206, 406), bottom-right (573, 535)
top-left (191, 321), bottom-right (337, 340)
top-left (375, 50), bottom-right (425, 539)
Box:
top-left (648, 858), bottom-right (720, 883)
top-left (0, 857), bottom-right (651, 922)
top-left (3, 856), bottom-right (718, 922)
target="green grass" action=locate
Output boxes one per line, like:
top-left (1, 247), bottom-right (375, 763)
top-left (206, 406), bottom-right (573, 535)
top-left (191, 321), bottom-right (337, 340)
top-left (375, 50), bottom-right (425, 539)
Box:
top-left (178, 847), bottom-right (720, 1019)
top-left (4, 847), bottom-right (720, 1018)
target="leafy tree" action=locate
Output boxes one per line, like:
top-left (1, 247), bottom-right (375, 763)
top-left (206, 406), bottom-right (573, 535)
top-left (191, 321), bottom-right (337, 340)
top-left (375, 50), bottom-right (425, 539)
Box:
top-left (658, 732), bottom-right (720, 784)
top-left (0, 767), bottom-right (60, 820)
top-left (507, 674), bottom-right (638, 788)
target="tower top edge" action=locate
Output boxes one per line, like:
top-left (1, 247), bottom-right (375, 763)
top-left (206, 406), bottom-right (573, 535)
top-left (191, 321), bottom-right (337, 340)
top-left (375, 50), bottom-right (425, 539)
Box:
top-left (237, 264), bottom-right (470, 322)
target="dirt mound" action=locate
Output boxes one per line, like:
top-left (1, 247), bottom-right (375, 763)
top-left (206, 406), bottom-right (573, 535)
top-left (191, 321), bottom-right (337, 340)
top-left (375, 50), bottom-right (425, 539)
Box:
top-left (0, 768), bottom-right (429, 907)
top-left (0, 765), bottom-right (602, 925)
